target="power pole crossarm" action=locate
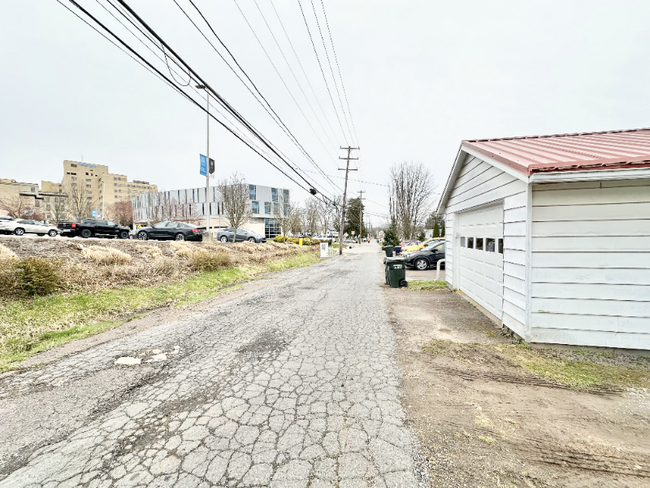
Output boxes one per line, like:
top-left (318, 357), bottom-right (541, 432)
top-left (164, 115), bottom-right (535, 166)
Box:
top-left (338, 146), bottom-right (359, 255)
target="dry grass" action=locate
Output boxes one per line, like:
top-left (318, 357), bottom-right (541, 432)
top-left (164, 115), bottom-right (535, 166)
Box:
top-left (82, 245), bottom-right (132, 265)
top-left (0, 243), bottom-right (17, 262)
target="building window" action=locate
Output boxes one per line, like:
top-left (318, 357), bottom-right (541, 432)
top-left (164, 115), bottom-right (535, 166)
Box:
top-left (249, 185), bottom-right (256, 200)
top-left (486, 238), bottom-right (495, 252)
top-left (460, 237), bottom-right (466, 247)
top-left (476, 238), bottom-right (484, 251)
top-left (283, 189), bottom-right (289, 202)
top-left (467, 237), bottom-right (474, 249)
top-left (498, 238), bottom-right (504, 254)
top-left (264, 202), bottom-right (271, 215)
top-left (271, 188), bottom-right (278, 202)
top-left (252, 201), bottom-right (259, 214)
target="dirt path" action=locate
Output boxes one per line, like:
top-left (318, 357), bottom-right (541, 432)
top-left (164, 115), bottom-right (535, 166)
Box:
top-left (386, 287), bottom-right (650, 488)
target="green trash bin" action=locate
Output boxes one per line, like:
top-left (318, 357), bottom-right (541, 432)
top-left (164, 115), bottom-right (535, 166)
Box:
top-left (384, 245), bottom-right (394, 257)
top-left (385, 257), bottom-right (408, 288)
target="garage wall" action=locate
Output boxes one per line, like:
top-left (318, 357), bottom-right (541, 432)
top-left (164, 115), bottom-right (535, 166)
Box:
top-left (445, 155), bottom-right (527, 214)
top-left (444, 153), bottom-right (527, 324)
top-left (502, 190), bottom-right (528, 338)
top-left (530, 180), bottom-right (650, 350)
top-left (445, 213), bottom-right (454, 287)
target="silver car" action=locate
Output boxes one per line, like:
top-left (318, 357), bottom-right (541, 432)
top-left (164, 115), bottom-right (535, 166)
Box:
top-left (0, 219), bottom-right (59, 237)
top-left (216, 228), bottom-right (266, 243)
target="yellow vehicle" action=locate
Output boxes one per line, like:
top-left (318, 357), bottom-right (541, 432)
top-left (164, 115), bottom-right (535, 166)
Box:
top-left (402, 237), bottom-right (443, 253)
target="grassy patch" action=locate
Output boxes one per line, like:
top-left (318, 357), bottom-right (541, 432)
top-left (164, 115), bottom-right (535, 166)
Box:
top-left (0, 252), bottom-right (320, 370)
top-left (406, 280), bottom-right (447, 291)
top-left (422, 339), bottom-right (650, 391)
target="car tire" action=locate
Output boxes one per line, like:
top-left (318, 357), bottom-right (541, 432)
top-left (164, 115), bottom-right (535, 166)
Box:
top-left (119, 230), bottom-right (129, 240)
top-left (414, 258), bottom-right (429, 271)
top-left (48, 230), bottom-right (57, 237)
top-left (14, 228), bottom-right (25, 236)
top-left (220, 236), bottom-right (228, 243)
top-left (80, 229), bottom-right (92, 238)
top-left (137, 231), bottom-right (148, 241)
top-left (175, 233), bottom-right (185, 241)
top-left (248, 237), bottom-right (256, 243)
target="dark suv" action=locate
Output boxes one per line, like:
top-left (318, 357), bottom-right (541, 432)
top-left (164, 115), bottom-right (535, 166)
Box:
top-left (403, 241), bottom-right (446, 271)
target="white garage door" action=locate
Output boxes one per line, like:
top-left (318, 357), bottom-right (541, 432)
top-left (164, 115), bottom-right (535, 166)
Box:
top-left (457, 203), bottom-right (504, 318)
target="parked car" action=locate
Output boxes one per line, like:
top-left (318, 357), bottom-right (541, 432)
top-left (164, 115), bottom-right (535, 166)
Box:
top-left (401, 237), bottom-right (441, 253)
top-left (136, 221), bottom-right (203, 241)
top-left (216, 228), bottom-right (266, 243)
top-left (58, 219), bottom-right (130, 239)
top-left (403, 241), bottom-right (446, 271)
top-left (0, 219), bottom-right (59, 237)
top-left (400, 239), bottom-right (421, 248)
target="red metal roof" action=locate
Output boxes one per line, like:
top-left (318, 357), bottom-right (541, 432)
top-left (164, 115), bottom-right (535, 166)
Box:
top-left (462, 128), bottom-right (650, 175)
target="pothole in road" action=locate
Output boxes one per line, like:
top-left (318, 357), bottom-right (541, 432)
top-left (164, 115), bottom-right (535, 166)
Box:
top-left (114, 346), bottom-right (181, 366)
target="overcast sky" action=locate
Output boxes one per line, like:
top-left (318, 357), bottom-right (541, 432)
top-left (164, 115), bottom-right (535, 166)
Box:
top-left (2, 0), bottom-right (650, 223)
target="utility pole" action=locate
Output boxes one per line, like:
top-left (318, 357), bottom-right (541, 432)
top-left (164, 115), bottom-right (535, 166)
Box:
top-left (338, 146), bottom-right (359, 255)
top-left (196, 85), bottom-right (212, 241)
top-left (357, 190), bottom-right (365, 243)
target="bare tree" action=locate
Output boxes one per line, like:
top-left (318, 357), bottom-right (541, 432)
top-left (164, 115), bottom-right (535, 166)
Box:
top-left (217, 172), bottom-right (252, 241)
top-left (65, 183), bottom-right (95, 220)
top-left (388, 161), bottom-right (434, 239)
top-left (49, 192), bottom-right (69, 223)
top-left (304, 199), bottom-right (320, 236)
top-left (108, 200), bottom-right (134, 227)
top-left (272, 193), bottom-right (295, 240)
top-left (0, 194), bottom-right (34, 219)
top-left (316, 198), bottom-right (333, 235)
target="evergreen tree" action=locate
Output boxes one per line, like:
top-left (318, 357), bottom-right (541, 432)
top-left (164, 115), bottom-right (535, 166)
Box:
top-left (382, 225), bottom-right (400, 247)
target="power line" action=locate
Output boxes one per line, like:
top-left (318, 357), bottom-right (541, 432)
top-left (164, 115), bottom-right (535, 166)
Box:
top-left (252, 0), bottom-right (339, 154)
top-left (267, 0), bottom-right (341, 147)
top-left (308, 0), bottom-right (354, 144)
top-left (228, 0), bottom-right (342, 194)
top-left (179, 0), bottom-right (339, 198)
top-left (296, 0), bottom-right (348, 144)
top-left (62, 0), bottom-right (333, 203)
top-left (319, 0), bottom-right (359, 146)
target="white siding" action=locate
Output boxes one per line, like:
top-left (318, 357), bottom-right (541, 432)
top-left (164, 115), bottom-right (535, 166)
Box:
top-left (445, 154), bottom-right (527, 333)
top-left (530, 180), bottom-right (650, 349)
top-left (446, 156), bottom-right (527, 214)
top-left (501, 191), bottom-right (528, 337)
top-left (445, 213), bottom-right (454, 287)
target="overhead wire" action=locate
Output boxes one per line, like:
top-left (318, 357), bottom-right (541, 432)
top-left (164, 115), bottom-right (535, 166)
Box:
top-left (307, 0), bottom-right (354, 145)
top-left (296, 0), bottom-right (348, 145)
top-left (62, 0), bottom-right (331, 203)
top-left (267, 0), bottom-right (340, 147)
top-left (319, 0), bottom-right (359, 146)
top-left (251, 0), bottom-right (339, 155)
top-left (112, 0), bottom-right (333, 200)
top-left (229, 0), bottom-right (342, 195)
top-left (178, 0), bottom-right (339, 198)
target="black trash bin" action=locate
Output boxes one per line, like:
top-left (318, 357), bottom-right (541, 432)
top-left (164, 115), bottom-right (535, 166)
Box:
top-left (384, 245), bottom-right (394, 257)
top-left (384, 257), bottom-right (408, 288)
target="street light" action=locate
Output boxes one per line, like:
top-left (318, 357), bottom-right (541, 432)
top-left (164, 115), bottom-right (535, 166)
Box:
top-left (196, 84), bottom-right (212, 240)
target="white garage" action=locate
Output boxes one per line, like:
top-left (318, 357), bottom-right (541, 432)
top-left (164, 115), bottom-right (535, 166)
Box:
top-left (438, 128), bottom-right (650, 350)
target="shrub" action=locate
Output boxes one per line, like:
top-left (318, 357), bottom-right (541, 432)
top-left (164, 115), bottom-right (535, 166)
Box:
top-left (188, 250), bottom-right (233, 272)
top-left (13, 257), bottom-right (61, 296)
top-left (273, 236), bottom-right (320, 246)
top-left (82, 246), bottom-right (132, 265)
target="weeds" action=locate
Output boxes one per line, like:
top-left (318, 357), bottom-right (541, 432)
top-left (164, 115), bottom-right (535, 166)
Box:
top-left (82, 246), bottom-right (132, 265)
top-left (422, 339), bottom-right (650, 390)
top-left (13, 258), bottom-right (61, 297)
top-left (406, 280), bottom-right (447, 291)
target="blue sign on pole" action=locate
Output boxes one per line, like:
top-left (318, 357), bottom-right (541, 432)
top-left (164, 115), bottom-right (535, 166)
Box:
top-left (200, 154), bottom-right (208, 176)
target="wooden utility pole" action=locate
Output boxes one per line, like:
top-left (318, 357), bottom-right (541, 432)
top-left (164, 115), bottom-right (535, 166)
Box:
top-left (338, 146), bottom-right (359, 255)
top-left (357, 190), bottom-right (365, 243)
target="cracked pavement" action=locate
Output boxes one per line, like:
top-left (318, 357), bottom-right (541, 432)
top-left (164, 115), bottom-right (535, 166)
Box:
top-left (0, 247), bottom-right (426, 487)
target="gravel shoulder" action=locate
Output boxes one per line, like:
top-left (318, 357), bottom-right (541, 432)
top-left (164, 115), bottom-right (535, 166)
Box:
top-left (386, 280), bottom-right (650, 487)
